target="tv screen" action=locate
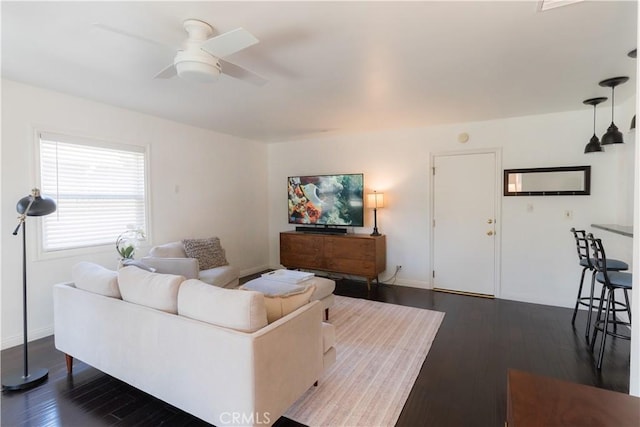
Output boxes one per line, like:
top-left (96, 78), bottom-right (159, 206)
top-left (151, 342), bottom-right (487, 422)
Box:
top-left (288, 173), bottom-right (364, 227)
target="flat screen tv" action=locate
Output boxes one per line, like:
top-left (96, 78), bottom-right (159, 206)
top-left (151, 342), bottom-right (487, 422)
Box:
top-left (288, 173), bottom-right (364, 227)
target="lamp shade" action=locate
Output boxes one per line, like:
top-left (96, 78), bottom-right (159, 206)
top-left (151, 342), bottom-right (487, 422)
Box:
top-left (366, 192), bottom-right (385, 209)
top-left (584, 135), bottom-right (604, 153)
top-left (16, 188), bottom-right (56, 217)
top-left (601, 123), bottom-right (624, 145)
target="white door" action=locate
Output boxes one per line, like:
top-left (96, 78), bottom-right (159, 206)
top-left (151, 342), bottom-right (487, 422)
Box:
top-left (432, 152), bottom-right (497, 296)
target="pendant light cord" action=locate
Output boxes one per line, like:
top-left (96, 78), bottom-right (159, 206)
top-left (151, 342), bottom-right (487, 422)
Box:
top-left (611, 86), bottom-right (615, 123)
top-left (593, 104), bottom-right (596, 135)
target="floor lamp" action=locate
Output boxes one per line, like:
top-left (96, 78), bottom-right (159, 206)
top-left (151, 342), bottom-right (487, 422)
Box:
top-left (2, 188), bottom-right (56, 391)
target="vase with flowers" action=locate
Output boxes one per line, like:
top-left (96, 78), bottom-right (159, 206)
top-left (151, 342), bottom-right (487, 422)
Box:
top-left (116, 228), bottom-right (145, 261)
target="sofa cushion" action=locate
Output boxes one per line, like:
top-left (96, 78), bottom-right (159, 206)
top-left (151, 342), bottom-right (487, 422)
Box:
top-left (121, 258), bottom-right (156, 272)
top-left (177, 279), bottom-right (268, 332)
top-left (198, 264), bottom-right (240, 288)
top-left (72, 262), bottom-right (121, 298)
top-left (264, 285), bottom-right (315, 323)
top-left (182, 237), bottom-right (228, 270)
top-left (240, 279), bottom-right (315, 323)
top-left (148, 241), bottom-right (187, 258)
top-left (118, 266), bottom-right (185, 313)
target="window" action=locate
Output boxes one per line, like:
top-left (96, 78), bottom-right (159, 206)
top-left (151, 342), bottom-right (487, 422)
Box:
top-left (39, 132), bottom-right (148, 252)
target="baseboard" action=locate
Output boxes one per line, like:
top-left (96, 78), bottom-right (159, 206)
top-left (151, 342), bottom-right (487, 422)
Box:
top-left (2, 325), bottom-right (54, 350)
top-left (391, 278), bottom-right (430, 289)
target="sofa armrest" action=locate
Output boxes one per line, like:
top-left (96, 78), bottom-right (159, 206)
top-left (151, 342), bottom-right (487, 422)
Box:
top-left (140, 257), bottom-right (199, 279)
top-left (251, 301), bottom-right (324, 420)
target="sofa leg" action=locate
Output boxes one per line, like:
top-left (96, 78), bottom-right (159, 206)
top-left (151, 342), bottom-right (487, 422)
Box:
top-left (314, 381), bottom-right (318, 387)
top-left (65, 354), bottom-right (73, 375)
top-left (325, 308), bottom-right (329, 321)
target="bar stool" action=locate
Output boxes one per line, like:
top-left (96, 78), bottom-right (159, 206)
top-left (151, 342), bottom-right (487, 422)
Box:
top-left (586, 233), bottom-right (632, 370)
top-left (569, 228), bottom-right (628, 343)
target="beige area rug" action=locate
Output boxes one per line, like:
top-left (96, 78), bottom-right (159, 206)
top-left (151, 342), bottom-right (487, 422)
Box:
top-left (285, 295), bottom-right (445, 427)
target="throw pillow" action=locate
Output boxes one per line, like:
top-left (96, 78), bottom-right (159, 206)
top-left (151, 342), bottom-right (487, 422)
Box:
top-left (118, 266), bottom-right (185, 313)
top-left (178, 279), bottom-right (268, 332)
top-left (182, 237), bottom-right (228, 270)
top-left (72, 261), bottom-right (121, 298)
top-left (148, 241), bottom-right (187, 258)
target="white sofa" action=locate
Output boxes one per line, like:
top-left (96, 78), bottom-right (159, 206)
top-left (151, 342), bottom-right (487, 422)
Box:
top-left (142, 240), bottom-right (239, 288)
top-left (53, 263), bottom-right (336, 427)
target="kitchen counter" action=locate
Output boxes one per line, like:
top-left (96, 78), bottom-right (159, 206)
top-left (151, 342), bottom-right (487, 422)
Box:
top-left (591, 224), bottom-right (634, 237)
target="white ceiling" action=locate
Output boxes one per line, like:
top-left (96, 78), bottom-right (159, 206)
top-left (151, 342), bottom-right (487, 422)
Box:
top-left (2, 1), bottom-right (637, 142)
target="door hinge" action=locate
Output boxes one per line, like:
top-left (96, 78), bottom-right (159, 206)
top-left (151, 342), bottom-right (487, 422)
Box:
top-left (432, 270), bottom-right (435, 278)
top-left (432, 167), bottom-right (436, 175)
top-left (433, 219), bottom-right (435, 227)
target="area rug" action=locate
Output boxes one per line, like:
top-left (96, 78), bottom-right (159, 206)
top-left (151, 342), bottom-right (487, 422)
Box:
top-left (284, 295), bottom-right (445, 426)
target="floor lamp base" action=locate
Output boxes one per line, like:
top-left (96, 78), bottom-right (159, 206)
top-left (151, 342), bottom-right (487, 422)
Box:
top-left (2, 367), bottom-right (48, 391)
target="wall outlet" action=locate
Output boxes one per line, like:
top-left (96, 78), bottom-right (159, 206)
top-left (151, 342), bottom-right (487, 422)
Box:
top-left (396, 265), bottom-right (402, 271)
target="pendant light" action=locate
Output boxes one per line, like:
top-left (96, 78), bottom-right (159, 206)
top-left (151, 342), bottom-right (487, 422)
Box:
top-left (599, 76), bottom-right (629, 145)
top-left (583, 97), bottom-right (607, 153)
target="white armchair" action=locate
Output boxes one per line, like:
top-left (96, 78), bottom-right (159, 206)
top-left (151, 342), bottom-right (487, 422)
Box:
top-left (142, 240), bottom-right (239, 288)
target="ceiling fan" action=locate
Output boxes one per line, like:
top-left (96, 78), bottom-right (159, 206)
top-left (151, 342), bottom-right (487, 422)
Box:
top-left (95, 19), bottom-right (267, 86)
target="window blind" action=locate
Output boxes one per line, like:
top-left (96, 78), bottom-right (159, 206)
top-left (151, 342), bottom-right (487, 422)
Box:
top-left (39, 133), bottom-right (147, 252)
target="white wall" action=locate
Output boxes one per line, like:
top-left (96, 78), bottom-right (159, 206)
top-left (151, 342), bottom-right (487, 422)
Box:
top-left (1, 80), bottom-right (270, 349)
top-left (267, 104), bottom-right (635, 309)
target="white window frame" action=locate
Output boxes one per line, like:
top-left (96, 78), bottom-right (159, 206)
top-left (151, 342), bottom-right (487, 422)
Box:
top-left (34, 129), bottom-right (151, 260)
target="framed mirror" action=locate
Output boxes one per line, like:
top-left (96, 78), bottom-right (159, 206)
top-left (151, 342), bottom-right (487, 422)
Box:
top-left (503, 166), bottom-right (591, 196)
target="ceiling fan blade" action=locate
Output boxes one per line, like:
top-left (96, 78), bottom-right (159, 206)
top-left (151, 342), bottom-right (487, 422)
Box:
top-left (154, 63), bottom-right (177, 79)
top-left (219, 59), bottom-right (268, 86)
top-left (201, 28), bottom-right (259, 58)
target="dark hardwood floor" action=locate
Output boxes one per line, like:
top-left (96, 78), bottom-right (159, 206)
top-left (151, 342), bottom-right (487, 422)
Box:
top-left (2, 277), bottom-right (631, 426)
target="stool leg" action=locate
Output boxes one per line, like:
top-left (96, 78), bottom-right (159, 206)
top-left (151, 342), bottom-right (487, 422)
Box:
top-left (572, 267), bottom-right (588, 326)
top-left (590, 284), bottom-right (607, 352)
top-left (597, 288), bottom-right (613, 370)
top-left (623, 289), bottom-right (632, 323)
top-left (585, 270), bottom-right (597, 342)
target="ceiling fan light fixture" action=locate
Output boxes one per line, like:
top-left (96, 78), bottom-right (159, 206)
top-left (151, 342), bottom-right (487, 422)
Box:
top-left (174, 51), bottom-right (221, 83)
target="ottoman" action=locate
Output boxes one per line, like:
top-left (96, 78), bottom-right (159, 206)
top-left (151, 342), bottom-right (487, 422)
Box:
top-left (242, 275), bottom-right (335, 320)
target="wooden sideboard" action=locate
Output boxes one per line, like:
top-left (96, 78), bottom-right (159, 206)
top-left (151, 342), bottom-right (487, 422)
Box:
top-left (279, 231), bottom-right (386, 290)
top-left (506, 369), bottom-right (640, 427)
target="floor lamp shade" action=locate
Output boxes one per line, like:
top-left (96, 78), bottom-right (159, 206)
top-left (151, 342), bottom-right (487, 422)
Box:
top-left (16, 189), bottom-right (57, 217)
top-left (3, 189), bottom-right (56, 391)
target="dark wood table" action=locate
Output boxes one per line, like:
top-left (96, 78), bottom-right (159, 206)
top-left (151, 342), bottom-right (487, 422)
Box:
top-left (507, 369), bottom-right (640, 427)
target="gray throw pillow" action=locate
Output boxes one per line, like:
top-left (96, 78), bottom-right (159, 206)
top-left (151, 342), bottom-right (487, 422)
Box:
top-left (182, 237), bottom-right (229, 270)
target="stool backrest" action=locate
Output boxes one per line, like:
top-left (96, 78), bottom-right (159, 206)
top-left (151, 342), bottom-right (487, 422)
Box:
top-left (586, 233), bottom-right (609, 282)
top-left (570, 228), bottom-right (591, 268)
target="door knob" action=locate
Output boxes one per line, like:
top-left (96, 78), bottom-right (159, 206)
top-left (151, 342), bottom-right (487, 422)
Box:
top-left (487, 231), bottom-right (494, 236)
top-left (487, 219), bottom-right (493, 224)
